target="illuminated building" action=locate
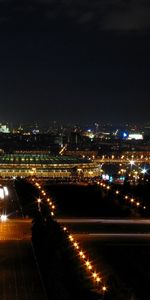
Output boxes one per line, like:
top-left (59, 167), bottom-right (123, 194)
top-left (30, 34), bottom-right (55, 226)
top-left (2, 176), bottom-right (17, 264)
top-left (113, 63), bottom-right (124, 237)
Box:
top-left (0, 153), bottom-right (100, 178)
top-left (0, 124), bottom-right (10, 133)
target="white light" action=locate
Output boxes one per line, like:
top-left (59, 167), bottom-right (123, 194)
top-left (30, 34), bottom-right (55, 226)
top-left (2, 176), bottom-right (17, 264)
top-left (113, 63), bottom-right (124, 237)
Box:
top-left (0, 188), bottom-right (4, 199)
top-left (1, 215), bottom-right (7, 222)
top-left (3, 187), bottom-right (9, 197)
top-left (102, 174), bottom-right (109, 181)
top-left (141, 168), bottom-right (147, 174)
top-left (129, 160), bottom-right (135, 166)
top-left (128, 133), bottom-right (143, 140)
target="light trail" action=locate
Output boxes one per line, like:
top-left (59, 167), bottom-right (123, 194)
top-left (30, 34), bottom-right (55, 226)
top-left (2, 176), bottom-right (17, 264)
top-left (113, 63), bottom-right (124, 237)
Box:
top-left (57, 218), bottom-right (150, 225)
top-left (74, 233), bottom-right (150, 239)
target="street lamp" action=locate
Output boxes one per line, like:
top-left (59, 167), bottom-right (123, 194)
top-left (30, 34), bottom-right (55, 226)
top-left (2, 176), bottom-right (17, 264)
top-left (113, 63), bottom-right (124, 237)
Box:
top-left (37, 198), bottom-right (41, 211)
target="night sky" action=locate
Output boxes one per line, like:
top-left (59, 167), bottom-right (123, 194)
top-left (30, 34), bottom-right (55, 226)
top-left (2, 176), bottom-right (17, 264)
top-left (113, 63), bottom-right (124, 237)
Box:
top-left (0, 0), bottom-right (150, 125)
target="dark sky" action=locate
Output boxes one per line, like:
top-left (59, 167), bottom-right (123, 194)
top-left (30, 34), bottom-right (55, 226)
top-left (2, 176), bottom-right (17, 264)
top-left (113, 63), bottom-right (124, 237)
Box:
top-left (0, 0), bottom-right (150, 125)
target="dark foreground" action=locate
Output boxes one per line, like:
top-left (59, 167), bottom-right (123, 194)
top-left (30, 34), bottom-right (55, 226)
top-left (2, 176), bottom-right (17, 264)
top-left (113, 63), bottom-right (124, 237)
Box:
top-left (0, 219), bottom-right (47, 300)
top-left (46, 183), bottom-right (150, 300)
top-left (80, 235), bottom-right (150, 300)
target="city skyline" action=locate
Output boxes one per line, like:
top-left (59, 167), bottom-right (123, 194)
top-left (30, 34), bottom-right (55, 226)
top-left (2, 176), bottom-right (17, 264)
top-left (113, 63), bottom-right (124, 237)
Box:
top-left (0, 3), bottom-right (150, 298)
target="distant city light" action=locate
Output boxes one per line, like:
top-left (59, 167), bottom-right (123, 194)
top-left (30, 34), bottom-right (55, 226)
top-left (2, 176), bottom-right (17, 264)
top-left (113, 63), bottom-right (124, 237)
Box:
top-left (141, 168), bottom-right (147, 174)
top-left (102, 174), bottom-right (109, 181)
top-left (109, 176), bottom-right (113, 182)
top-left (129, 160), bottom-right (135, 166)
top-left (128, 133), bottom-right (143, 140)
top-left (123, 132), bottom-right (128, 138)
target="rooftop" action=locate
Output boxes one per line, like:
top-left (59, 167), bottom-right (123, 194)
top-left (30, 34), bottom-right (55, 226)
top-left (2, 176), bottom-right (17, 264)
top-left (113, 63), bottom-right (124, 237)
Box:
top-left (0, 154), bottom-right (91, 165)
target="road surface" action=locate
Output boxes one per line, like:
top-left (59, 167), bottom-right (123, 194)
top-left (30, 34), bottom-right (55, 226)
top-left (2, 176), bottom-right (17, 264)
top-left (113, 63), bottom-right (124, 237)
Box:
top-left (0, 182), bottom-right (48, 300)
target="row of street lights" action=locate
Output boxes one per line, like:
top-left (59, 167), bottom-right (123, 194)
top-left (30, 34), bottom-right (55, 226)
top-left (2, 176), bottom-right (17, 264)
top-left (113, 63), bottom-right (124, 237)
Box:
top-left (31, 178), bottom-right (107, 295)
top-left (98, 181), bottom-right (147, 211)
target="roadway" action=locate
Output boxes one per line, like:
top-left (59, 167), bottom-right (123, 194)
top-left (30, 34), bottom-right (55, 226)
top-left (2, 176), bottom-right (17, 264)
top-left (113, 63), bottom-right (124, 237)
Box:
top-left (0, 182), bottom-right (48, 300)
